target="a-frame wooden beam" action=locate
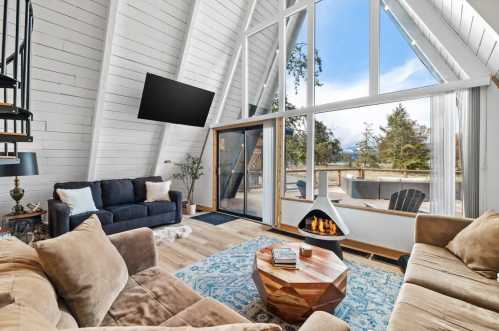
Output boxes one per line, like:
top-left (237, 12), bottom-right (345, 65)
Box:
top-left (87, 0), bottom-right (120, 181)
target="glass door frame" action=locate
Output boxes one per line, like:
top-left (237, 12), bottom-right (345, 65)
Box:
top-left (216, 125), bottom-right (263, 221)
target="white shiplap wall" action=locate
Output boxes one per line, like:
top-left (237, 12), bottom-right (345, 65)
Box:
top-left (222, 57), bottom-right (242, 122)
top-left (156, 0), bottom-right (249, 204)
top-left (0, 0), bottom-right (109, 211)
top-left (93, 0), bottom-right (193, 179)
top-left (428, 0), bottom-right (499, 76)
top-left (0, 0), bottom-right (253, 211)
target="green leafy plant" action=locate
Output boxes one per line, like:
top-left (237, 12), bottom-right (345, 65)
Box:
top-left (173, 154), bottom-right (204, 205)
top-left (286, 42), bottom-right (323, 94)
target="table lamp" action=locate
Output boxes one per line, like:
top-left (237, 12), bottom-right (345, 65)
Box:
top-left (0, 152), bottom-right (39, 214)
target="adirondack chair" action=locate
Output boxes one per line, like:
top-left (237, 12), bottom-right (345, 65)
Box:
top-left (388, 188), bottom-right (426, 212)
top-left (296, 180), bottom-right (307, 199)
top-left (364, 188), bottom-right (426, 213)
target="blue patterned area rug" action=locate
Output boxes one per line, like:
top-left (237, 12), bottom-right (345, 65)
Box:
top-left (175, 236), bottom-right (403, 331)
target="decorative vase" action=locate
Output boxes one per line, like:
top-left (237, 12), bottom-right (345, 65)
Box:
top-left (184, 204), bottom-right (197, 215)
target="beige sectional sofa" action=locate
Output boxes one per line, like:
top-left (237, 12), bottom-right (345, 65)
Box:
top-left (388, 214), bottom-right (499, 330)
top-left (0, 227), bottom-right (349, 331)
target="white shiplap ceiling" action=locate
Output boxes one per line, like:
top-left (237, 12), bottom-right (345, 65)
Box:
top-left (429, 0), bottom-right (499, 77)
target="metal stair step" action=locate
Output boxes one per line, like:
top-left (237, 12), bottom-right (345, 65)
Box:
top-left (0, 132), bottom-right (33, 143)
top-left (0, 103), bottom-right (32, 117)
top-left (0, 155), bottom-right (20, 165)
top-left (0, 73), bottom-right (19, 88)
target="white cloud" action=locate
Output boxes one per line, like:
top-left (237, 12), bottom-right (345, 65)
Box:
top-left (316, 97), bottom-right (430, 149)
top-left (295, 58), bottom-right (434, 148)
top-left (286, 57), bottom-right (433, 109)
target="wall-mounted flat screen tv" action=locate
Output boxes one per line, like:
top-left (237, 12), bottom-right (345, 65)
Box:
top-left (138, 73), bottom-right (214, 127)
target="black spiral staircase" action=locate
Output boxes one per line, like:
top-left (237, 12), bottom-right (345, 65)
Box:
top-left (0, 0), bottom-right (34, 165)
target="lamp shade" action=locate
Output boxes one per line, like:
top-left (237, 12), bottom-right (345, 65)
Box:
top-left (0, 152), bottom-right (39, 177)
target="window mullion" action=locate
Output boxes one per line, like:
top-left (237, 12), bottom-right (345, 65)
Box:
top-left (242, 36), bottom-right (249, 119)
top-left (278, 0), bottom-right (286, 113)
top-left (370, 0), bottom-right (380, 96)
top-left (306, 0), bottom-right (314, 107)
top-left (306, 0), bottom-right (315, 200)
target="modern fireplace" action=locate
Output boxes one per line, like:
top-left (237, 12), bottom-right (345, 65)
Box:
top-left (298, 171), bottom-right (350, 259)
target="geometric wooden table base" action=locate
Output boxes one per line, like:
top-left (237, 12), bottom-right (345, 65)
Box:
top-left (252, 242), bottom-right (349, 323)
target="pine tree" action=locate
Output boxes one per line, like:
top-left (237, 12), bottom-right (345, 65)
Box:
top-left (285, 115), bottom-right (307, 167)
top-left (356, 122), bottom-right (379, 169)
top-left (315, 120), bottom-right (342, 166)
top-left (285, 116), bottom-right (343, 167)
top-left (378, 104), bottom-right (430, 170)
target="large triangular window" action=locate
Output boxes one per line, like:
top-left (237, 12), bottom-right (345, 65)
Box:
top-left (380, 3), bottom-right (441, 93)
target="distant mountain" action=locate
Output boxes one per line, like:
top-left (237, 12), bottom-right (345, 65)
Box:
top-left (342, 144), bottom-right (358, 160)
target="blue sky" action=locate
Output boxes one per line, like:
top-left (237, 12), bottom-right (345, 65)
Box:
top-left (313, 0), bottom-right (437, 93)
top-left (286, 0), bottom-right (437, 148)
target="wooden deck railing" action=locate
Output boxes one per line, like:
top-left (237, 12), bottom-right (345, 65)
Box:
top-left (285, 167), bottom-right (461, 189)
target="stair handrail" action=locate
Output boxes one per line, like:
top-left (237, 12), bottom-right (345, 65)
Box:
top-left (0, 1), bottom-right (33, 74)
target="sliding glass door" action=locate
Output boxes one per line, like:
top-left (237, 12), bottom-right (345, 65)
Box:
top-left (218, 126), bottom-right (263, 220)
top-left (218, 130), bottom-right (245, 215)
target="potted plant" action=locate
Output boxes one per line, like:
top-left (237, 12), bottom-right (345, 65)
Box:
top-left (173, 154), bottom-right (204, 215)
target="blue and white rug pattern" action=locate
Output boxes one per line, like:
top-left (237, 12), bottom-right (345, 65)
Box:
top-left (175, 236), bottom-right (403, 331)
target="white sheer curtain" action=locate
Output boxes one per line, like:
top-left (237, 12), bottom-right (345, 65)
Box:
top-left (457, 88), bottom-right (481, 218)
top-left (430, 92), bottom-right (457, 215)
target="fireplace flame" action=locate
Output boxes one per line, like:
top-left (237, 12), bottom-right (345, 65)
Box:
top-left (306, 215), bottom-right (338, 236)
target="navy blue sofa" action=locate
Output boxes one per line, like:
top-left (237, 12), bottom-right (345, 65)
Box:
top-left (48, 176), bottom-right (182, 237)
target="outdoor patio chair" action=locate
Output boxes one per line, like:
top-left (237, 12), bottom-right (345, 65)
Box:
top-left (365, 188), bottom-right (425, 212)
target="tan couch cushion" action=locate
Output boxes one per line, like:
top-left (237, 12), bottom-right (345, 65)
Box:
top-left (34, 215), bottom-right (128, 327)
top-left (162, 298), bottom-right (249, 327)
top-left (388, 284), bottom-right (499, 331)
top-left (0, 303), bottom-right (56, 331)
top-left (0, 238), bottom-right (60, 325)
top-left (447, 210), bottom-right (499, 279)
top-left (103, 267), bottom-right (203, 326)
top-left (0, 305), bottom-right (267, 331)
top-left (298, 311), bottom-right (350, 331)
top-left (57, 300), bottom-right (79, 329)
top-left (70, 325), bottom-right (280, 331)
top-left (405, 243), bottom-right (499, 312)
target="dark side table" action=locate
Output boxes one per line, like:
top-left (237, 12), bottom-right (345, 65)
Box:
top-left (1, 210), bottom-right (48, 244)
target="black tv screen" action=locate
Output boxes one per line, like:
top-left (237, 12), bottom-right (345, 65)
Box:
top-left (138, 73), bottom-right (214, 127)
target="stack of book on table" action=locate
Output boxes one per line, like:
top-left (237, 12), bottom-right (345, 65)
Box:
top-left (272, 247), bottom-right (297, 269)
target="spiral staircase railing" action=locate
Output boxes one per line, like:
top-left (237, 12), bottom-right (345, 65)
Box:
top-left (0, 0), bottom-right (34, 165)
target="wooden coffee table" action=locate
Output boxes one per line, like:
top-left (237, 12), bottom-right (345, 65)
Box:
top-left (252, 242), bottom-right (348, 323)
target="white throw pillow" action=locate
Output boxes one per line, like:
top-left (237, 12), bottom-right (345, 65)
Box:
top-left (56, 187), bottom-right (98, 216)
top-left (145, 181), bottom-right (171, 202)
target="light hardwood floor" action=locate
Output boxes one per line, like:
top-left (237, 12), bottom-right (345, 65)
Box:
top-left (155, 216), bottom-right (402, 275)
